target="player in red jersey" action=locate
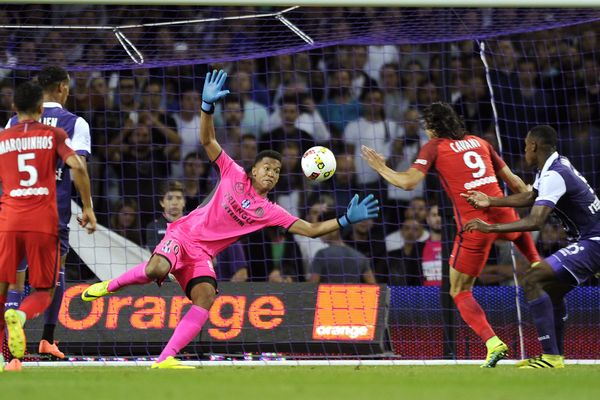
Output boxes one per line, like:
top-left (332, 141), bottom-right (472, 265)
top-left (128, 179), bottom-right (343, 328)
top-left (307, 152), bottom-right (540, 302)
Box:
top-left (0, 82), bottom-right (96, 370)
top-left (362, 102), bottom-right (540, 368)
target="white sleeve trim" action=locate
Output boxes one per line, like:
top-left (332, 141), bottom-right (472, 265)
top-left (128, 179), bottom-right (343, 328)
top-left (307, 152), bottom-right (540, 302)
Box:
top-left (535, 170), bottom-right (566, 205)
top-left (72, 117), bottom-right (91, 154)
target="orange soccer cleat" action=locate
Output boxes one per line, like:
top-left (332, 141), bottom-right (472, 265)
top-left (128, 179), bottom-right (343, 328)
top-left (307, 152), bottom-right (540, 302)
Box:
top-left (39, 340), bottom-right (65, 359)
top-left (4, 358), bottom-right (22, 372)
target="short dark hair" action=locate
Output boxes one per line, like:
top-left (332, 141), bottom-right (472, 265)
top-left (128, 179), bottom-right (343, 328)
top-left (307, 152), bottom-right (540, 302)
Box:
top-left (160, 180), bottom-right (185, 197)
top-left (320, 209), bottom-right (338, 222)
top-left (528, 125), bottom-right (558, 150)
top-left (37, 65), bottom-right (69, 91)
top-left (13, 81), bottom-right (43, 115)
top-left (280, 94), bottom-right (299, 107)
top-left (253, 150), bottom-right (282, 167)
top-left (422, 102), bottom-right (466, 140)
top-left (241, 133), bottom-right (256, 142)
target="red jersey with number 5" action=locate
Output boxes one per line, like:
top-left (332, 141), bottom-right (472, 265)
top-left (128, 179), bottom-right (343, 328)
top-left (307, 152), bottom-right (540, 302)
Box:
top-left (0, 120), bottom-right (75, 236)
top-left (411, 135), bottom-right (518, 228)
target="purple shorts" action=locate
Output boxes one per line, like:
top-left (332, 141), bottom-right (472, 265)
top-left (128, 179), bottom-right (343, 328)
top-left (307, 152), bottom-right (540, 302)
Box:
top-left (153, 231), bottom-right (216, 294)
top-left (546, 237), bottom-right (600, 285)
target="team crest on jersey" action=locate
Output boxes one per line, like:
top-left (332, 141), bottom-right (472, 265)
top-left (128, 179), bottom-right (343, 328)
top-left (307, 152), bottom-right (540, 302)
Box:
top-left (255, 207), bottom-right (264, 217)
top-left (241, 199), bottom-right (251, 209)
top-left (234, 182), bottom-right (245, 194)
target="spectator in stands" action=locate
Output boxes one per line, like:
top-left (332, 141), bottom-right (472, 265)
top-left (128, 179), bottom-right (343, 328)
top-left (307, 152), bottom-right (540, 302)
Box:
top-left (365, 43), bottom-right (400, 85)
top-left (516, 58), bottom-right (546, 133)
top-left (344, 217), bottom-right (388, 282)
top-left (344, 87), bottom-right (400, 192)
top-left (171, 87), bottom-right (202, 178)
top-left (273, 140), bottom-right (304, 218)
top-left (113, 115), bottom-right (170, 227)
top-left (145, 181), bottom-right (186, 250)
top-left (0, 80), bottom-right (13, 127)
top-left (452, 74), bottom-right (494, 136)
top-left (343, 46), bottom-right (378, 100)
top-left (404, 197), bottom-right (430, 227)
top-left (387, 218), bottom-right (426, 286)
top-left (578, 56), bottom-right (600, 120)
top-left (234, 58), bottom-right (270, 107)
top-left (216, 94), bottom-right (244, 161)
top-left (280, 194), bottom-right (333, 281)
top-left (295, 93), bottom-right (331, 143)
top-left (421, 204), bottom-right (443, 286)
top-left (214, 241), bottom-right (249, 282)
top-left (140, 80), bottom-right (181, 157)
top-left (181, 151), bottom-right (211, 213)
top-left (110, 198), bottom-right (143, 246)
top-left (258, 94), bottom-right (315, 153)
top-left (561, 95), bottom-right (600, 181)
top-left (239, 133), bottom-right (258, 172)
top-left (400, 59), bottom-right (427, 107)
top-left (385, 108), bottom-right (429, 223)
top-left (417, 82), bottom-right (442, 109)
top-left (215, 70), bottom-right (268, 137)
top-left (318, 69), bottom-right (361, 136)
top-left (380, 62), bottom-right (410, 124)
top-left (310, 210), bottom-right (376, 284)
top-left (327, 148), bottom-right (359, 216)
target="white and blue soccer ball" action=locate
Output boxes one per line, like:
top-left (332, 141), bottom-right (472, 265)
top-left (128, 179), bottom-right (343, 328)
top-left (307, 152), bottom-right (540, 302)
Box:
top-left (301, 146), bottom-right (336, 183)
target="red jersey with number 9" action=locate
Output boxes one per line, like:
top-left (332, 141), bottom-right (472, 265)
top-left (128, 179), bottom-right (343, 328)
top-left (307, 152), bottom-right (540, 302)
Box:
top-left (411, 134), bottom-right (518, 229)
top-left (0, 120), bottom-right (75, 236)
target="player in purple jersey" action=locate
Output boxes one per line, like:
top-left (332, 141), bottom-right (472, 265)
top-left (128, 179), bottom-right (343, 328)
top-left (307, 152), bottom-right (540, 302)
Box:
top-left (81, 70), bottom-right (380, 369)
top-left (4, 66), bottom-right (92, 360)
top-left (463, 125), bottom-right (600, 369)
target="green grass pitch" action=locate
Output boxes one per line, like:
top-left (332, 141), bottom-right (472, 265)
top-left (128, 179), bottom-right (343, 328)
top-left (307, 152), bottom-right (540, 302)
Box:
top-left (2, 365), bottom-right (600, 400)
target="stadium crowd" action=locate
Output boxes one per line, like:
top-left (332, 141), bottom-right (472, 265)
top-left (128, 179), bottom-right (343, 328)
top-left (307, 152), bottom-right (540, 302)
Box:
top-left (0, 5), bottom-right (599, 285)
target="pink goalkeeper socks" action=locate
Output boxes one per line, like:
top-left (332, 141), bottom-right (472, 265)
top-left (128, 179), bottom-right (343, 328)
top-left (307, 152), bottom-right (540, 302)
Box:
top-left (107, 262), bottom-right (151, 292)
top-left (157, 305), bottom-right (209, 363)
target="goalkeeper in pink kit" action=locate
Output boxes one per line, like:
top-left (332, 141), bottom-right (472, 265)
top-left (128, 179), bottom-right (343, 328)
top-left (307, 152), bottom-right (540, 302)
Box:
top-left (82, 70), bottom-right (379, 369)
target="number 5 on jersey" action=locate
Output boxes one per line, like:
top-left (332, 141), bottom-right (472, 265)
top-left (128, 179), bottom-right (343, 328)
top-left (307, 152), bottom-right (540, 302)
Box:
top-left (18, 152), bottom-right (38, 187)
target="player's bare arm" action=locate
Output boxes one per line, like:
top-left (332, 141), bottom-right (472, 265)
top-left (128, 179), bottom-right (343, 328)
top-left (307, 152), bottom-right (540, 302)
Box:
top-left (463, 204), bottom-right (552, 234)
top-left (65, 153), bottom-right (96, 233)
top-left (199, 69), bottom-right (230, 162)
top-left (497, 165), bottom-right (529, 194)
top-left (288, 194), bottom-right (379, 238)
top-left (361, 145), bottom-right (425, 190)
top-left (461, 190), bottom-right (536, 209)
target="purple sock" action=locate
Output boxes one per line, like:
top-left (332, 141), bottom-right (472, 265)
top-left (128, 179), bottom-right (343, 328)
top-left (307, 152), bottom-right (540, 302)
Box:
top-left (157, 305), bottom-right (208, 363)
top-left (44, 270), bottom-right (65, 326)
top-left (553, 299), bottom-right (567, 355)
top-left (107, 262), bottom-right (151, 292)
top-left (5, 290), bottom-right (23, 310)
top-left (528, 293), bottom-right (560, 355)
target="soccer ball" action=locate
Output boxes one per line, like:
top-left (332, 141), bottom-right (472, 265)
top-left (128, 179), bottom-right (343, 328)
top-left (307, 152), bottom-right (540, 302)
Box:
top-left (301, 146), bottom-right (336, 182)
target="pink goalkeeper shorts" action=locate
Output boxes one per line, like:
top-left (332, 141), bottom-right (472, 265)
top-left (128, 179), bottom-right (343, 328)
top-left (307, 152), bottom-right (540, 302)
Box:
top-left (153, 231), bottom-right (216, 292)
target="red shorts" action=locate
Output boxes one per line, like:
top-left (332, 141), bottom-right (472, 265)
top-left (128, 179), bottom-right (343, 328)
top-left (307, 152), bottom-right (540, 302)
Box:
top-left (0, 231), bottom-right (60, 289)
top-left (450, 230), bottom-right (540, 277)
top-left (153, 232), bottom-right (216, 294)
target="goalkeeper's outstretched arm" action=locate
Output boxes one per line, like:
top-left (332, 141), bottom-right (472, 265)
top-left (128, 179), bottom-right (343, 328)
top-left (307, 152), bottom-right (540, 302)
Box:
top-left (199, 69), bottom-right (230, 162)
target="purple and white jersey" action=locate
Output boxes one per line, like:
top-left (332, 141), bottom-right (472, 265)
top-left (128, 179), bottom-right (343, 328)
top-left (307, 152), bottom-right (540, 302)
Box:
top-left (533, 152), bottom-right (600, 241)
top-left (7, 102), bottom-right (91, 232)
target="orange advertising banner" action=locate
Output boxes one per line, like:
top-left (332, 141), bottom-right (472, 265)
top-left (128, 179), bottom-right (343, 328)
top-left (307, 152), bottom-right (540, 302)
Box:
top-left (312, 285), bottom-right (380, 341)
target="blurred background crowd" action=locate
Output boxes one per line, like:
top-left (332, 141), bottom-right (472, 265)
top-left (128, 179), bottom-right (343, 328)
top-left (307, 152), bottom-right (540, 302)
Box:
top-left (0, 5), bottom-right (598, 286)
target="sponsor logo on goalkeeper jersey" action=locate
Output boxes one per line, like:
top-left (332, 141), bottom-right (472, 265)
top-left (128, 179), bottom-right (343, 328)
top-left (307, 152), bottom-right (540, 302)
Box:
top-left (221, 192), bottom-right (256, 227)
top-left (312, 285), bottom-right (380, 341)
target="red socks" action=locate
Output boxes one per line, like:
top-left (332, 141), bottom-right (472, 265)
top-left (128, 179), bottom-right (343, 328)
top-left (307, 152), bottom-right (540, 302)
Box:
top-left (453, 291), bottom-right (495, 342)
top-left (19, 291), bottom-right (52, 320)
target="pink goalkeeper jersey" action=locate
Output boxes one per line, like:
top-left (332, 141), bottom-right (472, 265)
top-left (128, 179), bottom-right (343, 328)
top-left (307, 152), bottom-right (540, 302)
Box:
top-left (167, 150), bottom-right (299, 257)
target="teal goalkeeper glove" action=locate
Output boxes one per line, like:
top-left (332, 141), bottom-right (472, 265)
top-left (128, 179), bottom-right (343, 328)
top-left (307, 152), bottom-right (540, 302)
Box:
top-left (338, 194), bottom-right (380, 228)
top-left (201, 69), bottom-right (230, 114)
